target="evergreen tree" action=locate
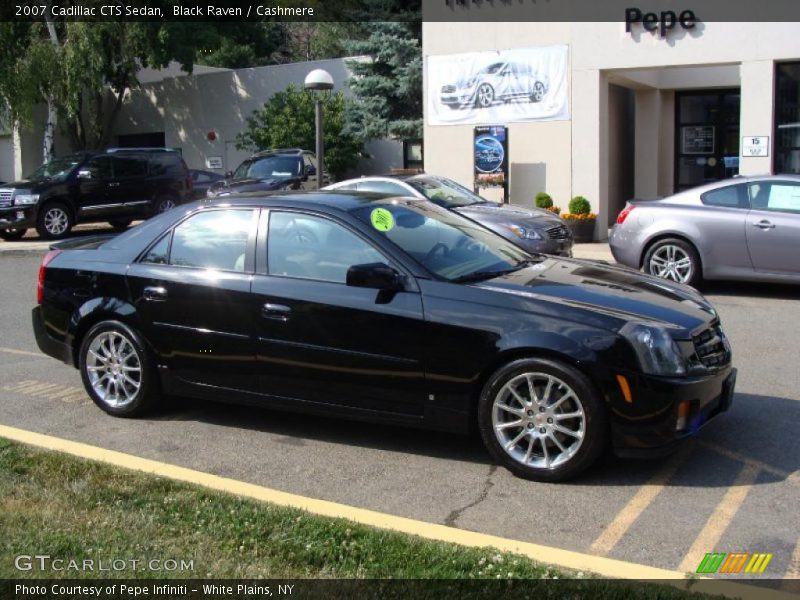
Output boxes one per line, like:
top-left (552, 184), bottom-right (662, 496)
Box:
top-left (344, 22), bottom-right (422, 140)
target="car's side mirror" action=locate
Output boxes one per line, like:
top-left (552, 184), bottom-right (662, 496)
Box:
top-left (77, 169), bottom-right (92, 180)
top-left (224, 170), bottom-right (233, 179)
top-left (346, 263), bottom-right (404, 291)
top-left (305, 164), bottom-right (316, 175)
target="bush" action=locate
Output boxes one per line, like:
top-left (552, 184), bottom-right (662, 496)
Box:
top-left (568, 196), bottom-right (591, 215)
top-left (534, 192), bottom-right (553, 209)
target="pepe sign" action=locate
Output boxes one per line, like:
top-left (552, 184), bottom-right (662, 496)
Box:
top-left (625, 7), bottom-right (697, 37)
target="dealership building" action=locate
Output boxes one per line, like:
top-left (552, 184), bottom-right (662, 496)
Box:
top-left (423, 13), bottom-right (800, 239)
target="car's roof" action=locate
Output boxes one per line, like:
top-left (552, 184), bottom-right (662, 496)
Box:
top-left (186, 190), bottom-right (417, 213)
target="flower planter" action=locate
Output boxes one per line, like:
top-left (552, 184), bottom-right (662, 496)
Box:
top-left (565, 219), bottom-right (595, 243)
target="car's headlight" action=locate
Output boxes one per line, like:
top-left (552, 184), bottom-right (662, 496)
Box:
top-left (620, 322), bottom-right (686, 376)
top-left (14, 194), bottom-right (39, 205)
top-left (506, 224), bottom-right (543, 241)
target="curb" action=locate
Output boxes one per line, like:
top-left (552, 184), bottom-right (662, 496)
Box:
top-left (0, 424), bottom-right (794, 599)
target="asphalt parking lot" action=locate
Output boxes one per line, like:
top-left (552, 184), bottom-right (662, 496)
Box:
top-left (1, 239), bottom-right (798, 589)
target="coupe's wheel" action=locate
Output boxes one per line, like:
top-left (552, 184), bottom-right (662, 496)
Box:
top-left (475, 83), bottom-right (495, 108)
top-left (643, 238), bottom-right (701, 287)
top-left (154, 195), bottom-right (177, 214)
top-left (36, 202), bottom-right (73, 240)
top-left (478, 358), bottom-right (607, 482)
top-left (0, 228), bottom-right (27, 241)
top-left (530, 81), bottom-right (546, 103)
top-left (109, 219), bottom-right (132, 232)
top-left (79, 321), bottom-right (158, 417)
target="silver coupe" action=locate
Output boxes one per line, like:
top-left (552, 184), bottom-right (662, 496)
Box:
top-left (609, 175), bottom-right (800, 286)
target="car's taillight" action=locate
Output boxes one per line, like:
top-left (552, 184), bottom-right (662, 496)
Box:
top-left (616, 204), bottom-right (636, 225)
top-left (37, 249), bottom-right (61, 304)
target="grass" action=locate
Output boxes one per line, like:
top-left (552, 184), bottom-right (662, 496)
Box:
top-left (0, 437), bottom-right (718, 598)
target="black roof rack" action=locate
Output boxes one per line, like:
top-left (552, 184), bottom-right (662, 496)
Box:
top-left (251, 148), bottom-right (311, 157)
top-left (104, 147), bottom-right (179, 153)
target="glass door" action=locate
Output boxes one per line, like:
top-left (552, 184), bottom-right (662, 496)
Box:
top-left (675, 90), bottom-right (740, 192)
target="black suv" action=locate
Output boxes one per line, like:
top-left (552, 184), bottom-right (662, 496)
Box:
top-left (0, 148), bottom-right (191, 240)
top-left (207, 149), bottom-right (328, 198)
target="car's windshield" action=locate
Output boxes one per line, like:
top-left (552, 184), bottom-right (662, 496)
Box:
top-left (26, 155), bottom-right (83, 181)
top-left (407, 176), bottom-right (489, 209)
top-left (350, 200), bottom-right (535, 282)
top-left (234, 156), bottom-right (301, 179)
top-left (480, 62), bottom-right (506, 75)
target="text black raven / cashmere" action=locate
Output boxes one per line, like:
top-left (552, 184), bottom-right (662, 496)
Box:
top-left (32, 192), bottom-right (736, 481)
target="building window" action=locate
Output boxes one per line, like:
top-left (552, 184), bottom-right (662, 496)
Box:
top-left (775, 62), bottom-right (800, 174)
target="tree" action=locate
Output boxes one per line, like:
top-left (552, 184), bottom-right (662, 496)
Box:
top-left (235, 84), bottom-right (363, 179)
top-left (0, 13), bottom-right (217, 158)
top-left (344, 22), bottom-right (422, 140)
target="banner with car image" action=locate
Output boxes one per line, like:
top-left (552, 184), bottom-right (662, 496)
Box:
top-left (426, 45), bottom-right (569, 126)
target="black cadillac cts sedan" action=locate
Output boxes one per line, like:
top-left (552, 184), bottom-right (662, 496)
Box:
top-left (32, 192), bottom-right (736, 481)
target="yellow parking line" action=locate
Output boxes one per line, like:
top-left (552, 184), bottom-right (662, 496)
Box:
top-left (589, 443), bottom-right (693, 556)
top-left (698, 440), bottom-right (799, 484)
top-left (678, 462), bottom-right (761, 572)
top-left (1, 424), bottom-right (795, 600)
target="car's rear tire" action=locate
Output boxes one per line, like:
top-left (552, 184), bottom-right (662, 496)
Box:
top-left (477, 358), bottom-right (607, 482)
top-left (154, 195), bottom-right (177, 214)
top-left (79, 320), bottom-right (159, 417)
top-left (530, 81), bottom-right (546, 102)
top-left (109, 219), bottom-right (132, 232)
top-left (36, 201), bottom-right (73, 240)
top-left (0, 228), bottom-right (27, 241)
top-left (643, 237), bottom-right (702, 287)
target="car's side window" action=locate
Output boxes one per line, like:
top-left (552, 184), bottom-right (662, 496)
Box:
top-left (268, 212), bottom-right (386, 284)
top-left (701, 185), bottom-right (746, 209)
top-left (748, 182), bottom-right (800, 213)
top-left (141, 234), bottom-right (170, 265)
top-left (112, 155), bottom-right (147, 179)
top-left (167, 209), bottom-right (254, 272)
top-left (85, 156), bottom-right (112, 180)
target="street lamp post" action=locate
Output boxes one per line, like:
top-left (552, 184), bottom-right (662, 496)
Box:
top-left (304, 69), bottom-right (334, 190)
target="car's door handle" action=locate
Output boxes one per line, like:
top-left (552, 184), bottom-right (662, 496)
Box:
top-left (752, 220), bottom-right (776, 230)
top-left (261, 303), bottom-right (291, 321)
top-left (143, 286), bottom-right (168, 301)
top-left (108, 182), bottom-right (120, 187)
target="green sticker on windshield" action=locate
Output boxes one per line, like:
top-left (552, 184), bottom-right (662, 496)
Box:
top-left (370, 208), bottom-right (394, 232)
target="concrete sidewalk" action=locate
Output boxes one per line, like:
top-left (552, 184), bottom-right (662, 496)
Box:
top-left (572, 242), bottom-right (615, 262)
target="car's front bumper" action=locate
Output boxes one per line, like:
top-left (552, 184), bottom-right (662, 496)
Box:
top-left (32, 305), bottom-right (73, 366)
top-left (605, 365), bottom-right (736, 458)
top-left (0, 207), bottom-right (35, 230)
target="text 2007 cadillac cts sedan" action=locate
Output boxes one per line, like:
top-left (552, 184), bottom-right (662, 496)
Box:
top-left (32, 192), bottom-right (736, 481)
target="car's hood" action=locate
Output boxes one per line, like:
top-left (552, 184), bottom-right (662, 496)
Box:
top-left (1, 179), bottom-right (47, 190)
top-left (455, 203), bottom-right (563, 227)
top-left (476, 257), bottom-right (717, 337)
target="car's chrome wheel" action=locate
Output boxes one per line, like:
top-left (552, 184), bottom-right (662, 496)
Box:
top-left (478, 358), bottom-right (606, 481)
top-left (492, 372), bottom-right (585, 470)
top-left (86, 331), bottom-right (142, 408)
top-left (155, 196), bottom-right (176, 213)
top-left (476, 83), bottom-right (495, 108)
top-left (648, 244), bottom-right (694, 283)
top-left (80, 321), bottom-right (158, 417)
top-left (531, 81), bottom-right (546, 102)
top-left (36, 202), bottom-right (73, 240)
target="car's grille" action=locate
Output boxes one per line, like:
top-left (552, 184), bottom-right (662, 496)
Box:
top-left (692, 323), bottom-right (730, 369)
top-left (546, 224), bottom-right (570, 240)
top-left (441, 85), bottom-right (456, 93)
top-left (0, 189), bottom-right (13, 208)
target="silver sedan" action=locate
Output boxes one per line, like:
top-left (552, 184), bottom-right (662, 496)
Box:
top-left (609, 175), bottom-right (800, 287)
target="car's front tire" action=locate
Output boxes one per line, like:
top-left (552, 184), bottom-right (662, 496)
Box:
top-left (0, 227), bottom-right (27, 241)
top-left (79, 320), bottom-right (158, 417)
top-left (530, 81), bottom-right (546, 102)
top-left (478, 358), bottom-right (607, 482)
top-left (154, 195), bottom-right (177, 214)
top-left (475, 83), bottom-right (495, 108)
top-left (643, 237), bottom-right (702, 287)
top-left (36, 202), bottom-right (73, 240)
top-left (109, 219), bottom-right (132, 232)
